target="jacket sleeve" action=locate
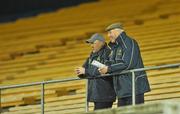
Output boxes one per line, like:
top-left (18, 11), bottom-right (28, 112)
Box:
top-left (108, 40), bottom-right (134, 73)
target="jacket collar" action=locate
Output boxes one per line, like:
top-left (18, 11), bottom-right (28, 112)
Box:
top-left (108, 32), bottom-right (127, 49)
top-left (91, 43), bottom-right (107, 58)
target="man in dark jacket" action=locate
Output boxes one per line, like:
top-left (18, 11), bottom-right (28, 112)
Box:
top-left (75, 33), bottom-right (116, 110)
top-left (99, 23), bottom-right (151, 106)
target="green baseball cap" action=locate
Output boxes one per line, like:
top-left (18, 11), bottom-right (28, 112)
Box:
top-left (105, 23), bottom-right (123, 31)
top-left (86, 33), bottom-right (105, 43)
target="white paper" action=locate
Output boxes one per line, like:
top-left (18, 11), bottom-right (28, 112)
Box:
top-left (91, 60), bottom-right (105, 68)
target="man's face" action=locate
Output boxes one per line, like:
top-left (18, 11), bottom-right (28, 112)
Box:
top-left (108, 30), bottom-right (117, 43)
top-left (90, 40), bottom-right (103, 53)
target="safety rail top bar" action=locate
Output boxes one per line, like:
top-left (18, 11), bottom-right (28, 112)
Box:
top-left (0, 63), bottom-right (179, 90)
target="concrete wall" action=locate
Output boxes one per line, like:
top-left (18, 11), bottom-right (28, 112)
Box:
top-left (78, 101), bottom-right (180, 114)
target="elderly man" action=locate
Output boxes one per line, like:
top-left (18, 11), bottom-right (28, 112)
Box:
top-left (99, 23), bottom-right (151, 106)
top-left (75, 33), bottom-right (116, 110)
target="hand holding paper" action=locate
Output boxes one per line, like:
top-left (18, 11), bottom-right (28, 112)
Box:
top-left (91, 60), bottom-right (108, 75)
top-left (91, 60), bottom-right (106, 68)
top-left (98, 66), bottom-right (108, 74)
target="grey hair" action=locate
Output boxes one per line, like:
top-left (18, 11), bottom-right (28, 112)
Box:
top-left (114, 28), bottom-right (124, 32)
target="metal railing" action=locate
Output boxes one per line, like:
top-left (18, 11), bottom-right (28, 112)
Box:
top-left (0, 63), bottom-right (180, 114)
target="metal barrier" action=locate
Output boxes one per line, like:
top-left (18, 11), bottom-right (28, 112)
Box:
top-left (0, 63), bottom-right (180, 114)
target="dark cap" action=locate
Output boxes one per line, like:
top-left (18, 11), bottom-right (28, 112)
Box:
top-left (105, 23), bottom-right (123, 31)
top-left (86, 33), bottom-right (105, 43)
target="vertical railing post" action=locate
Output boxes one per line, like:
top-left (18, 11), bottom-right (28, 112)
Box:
top-left (0, 89), bottom-right (1, 113)
top-left (41, 83), bottom-right (45, 114)
top-left (131, 71), bottom-right (136, 106)
top-left (85, 80), bottom-right (89, 112)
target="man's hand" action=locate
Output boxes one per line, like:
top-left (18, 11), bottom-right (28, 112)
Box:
top-left (75, 67), bottom-right (85, 75)
top-left (98, 66), bottom-right (108, 75)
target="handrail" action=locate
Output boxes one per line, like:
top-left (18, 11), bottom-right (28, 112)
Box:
top-left (0, 77), bottom-right (81, 90)
top-left (0, 63), bottom-right (180, 114)
top-left (0, 63), bottom-right (179, 89)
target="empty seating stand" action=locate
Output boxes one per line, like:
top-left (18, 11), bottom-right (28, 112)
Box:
top-left (0, 0), bottom-right (180, 113)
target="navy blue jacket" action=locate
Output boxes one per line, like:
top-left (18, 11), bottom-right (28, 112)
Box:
top-left (82, 44), bottom-right (116, 102)
top-left (107, 32), bottom-right (151, 98)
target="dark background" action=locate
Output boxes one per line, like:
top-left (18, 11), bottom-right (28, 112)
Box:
top-left (0, 0), bottom-right (98, 23)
